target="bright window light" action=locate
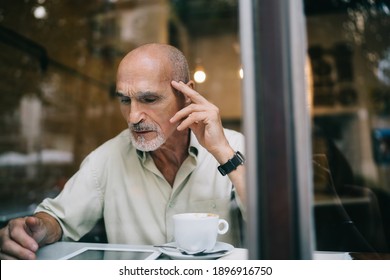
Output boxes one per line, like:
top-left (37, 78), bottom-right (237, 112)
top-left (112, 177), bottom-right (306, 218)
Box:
top-left (239, 68), bottom-right (244, 79)
top-left (33, 6), bottom-right (47, 19)
top-left (194, 69), bottom-right (206, 83)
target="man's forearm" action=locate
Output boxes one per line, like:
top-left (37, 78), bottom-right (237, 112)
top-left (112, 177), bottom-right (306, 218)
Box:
top-left (34, 212), bottom-right (63, 245)
top-left (228, 165), bottom-right (246, 207)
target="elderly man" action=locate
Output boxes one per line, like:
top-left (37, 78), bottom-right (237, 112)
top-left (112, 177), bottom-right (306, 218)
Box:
top-left (0, 43), bottom-right (246, 260)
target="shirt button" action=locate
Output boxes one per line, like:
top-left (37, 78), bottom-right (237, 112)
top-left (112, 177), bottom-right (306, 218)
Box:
top-left (211, 203), bottom-right (216, 209)
top-left (168, 202), bottom-right (175, 208)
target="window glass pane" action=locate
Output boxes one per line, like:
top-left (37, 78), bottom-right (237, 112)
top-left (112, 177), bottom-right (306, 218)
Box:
top-left (0, 0), bottom-right (242, 244)
top-left (305, 0), bottom-right (390, 254)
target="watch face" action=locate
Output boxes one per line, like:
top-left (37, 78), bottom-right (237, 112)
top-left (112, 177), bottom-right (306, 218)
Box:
top-left (236, 151), bottom-right (246, 163)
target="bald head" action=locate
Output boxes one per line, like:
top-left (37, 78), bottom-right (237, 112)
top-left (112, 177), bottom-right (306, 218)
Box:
top-left (118, 43), bottom-right (190, 84)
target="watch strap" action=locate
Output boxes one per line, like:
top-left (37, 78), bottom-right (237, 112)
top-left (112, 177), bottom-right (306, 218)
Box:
top-left (218, 151), bottom-right (245, 176)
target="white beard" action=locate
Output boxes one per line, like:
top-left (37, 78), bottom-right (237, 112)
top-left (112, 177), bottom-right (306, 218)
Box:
top-left (128, 123), bottom-right (166, 151)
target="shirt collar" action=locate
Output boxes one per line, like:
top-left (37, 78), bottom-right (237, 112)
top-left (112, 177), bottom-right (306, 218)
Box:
top-left (188, 130), bottom-right (199, 157)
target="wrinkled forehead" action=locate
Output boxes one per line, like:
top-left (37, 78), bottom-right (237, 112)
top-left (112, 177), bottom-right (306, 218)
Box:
top-left (116, 53), bottom-right (173, 94)
top-left (118, 51), bottom-right (172, 78)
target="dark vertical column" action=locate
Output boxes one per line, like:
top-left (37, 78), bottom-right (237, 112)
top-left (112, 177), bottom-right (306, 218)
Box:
top-left (239, 0), bottom-right (313, 259)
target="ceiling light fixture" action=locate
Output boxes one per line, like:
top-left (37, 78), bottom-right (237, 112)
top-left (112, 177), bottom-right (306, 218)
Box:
top-left (33, 6), bottom-right (47, 19)
top-left (194, 65), bottom-right (206, 84)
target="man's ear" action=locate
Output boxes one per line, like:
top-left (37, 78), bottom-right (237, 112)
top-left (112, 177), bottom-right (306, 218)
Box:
top-left (186, 80), bottom-right (195, 89)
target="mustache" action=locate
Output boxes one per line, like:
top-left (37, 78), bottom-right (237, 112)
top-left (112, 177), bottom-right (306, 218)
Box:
top-left (128, 122), bottom-right (157, 132)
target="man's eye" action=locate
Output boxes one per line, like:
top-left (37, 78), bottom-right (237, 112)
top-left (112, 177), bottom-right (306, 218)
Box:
top-left (141, 96), bottom-right (158, 103)
top-left (119, 96), bottom-right (131, 105)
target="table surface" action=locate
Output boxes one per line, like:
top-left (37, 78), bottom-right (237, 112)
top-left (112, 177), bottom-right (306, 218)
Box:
top-left (37, 241), bottom-right (385, 260)
top-left (36, 241), bottom-right (248, 260)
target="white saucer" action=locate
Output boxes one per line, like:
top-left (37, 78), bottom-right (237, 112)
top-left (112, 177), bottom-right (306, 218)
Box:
top-left (158, 242), bottom-right (234, 260)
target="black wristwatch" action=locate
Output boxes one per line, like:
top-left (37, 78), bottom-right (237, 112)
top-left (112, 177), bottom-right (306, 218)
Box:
top-left (218, 151), bottom-right (245, 176)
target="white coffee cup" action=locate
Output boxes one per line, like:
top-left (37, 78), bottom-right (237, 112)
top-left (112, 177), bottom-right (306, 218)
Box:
top-left (173, 213), bottom-right (229, 253)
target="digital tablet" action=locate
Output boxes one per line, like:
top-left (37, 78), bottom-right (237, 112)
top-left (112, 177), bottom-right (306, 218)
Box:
top-left (60, 247), bottom-right (161, 260)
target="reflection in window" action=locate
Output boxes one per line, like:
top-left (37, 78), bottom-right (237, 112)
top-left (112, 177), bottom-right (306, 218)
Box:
top-left (306, 0), bottom-right (390, 253)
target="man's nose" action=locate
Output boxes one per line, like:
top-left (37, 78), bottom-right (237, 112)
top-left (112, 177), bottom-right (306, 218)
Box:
top-left (128, 102), bottom-right (145, 124)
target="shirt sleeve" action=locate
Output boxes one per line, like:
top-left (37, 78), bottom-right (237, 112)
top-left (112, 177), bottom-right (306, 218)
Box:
top-left (34, 153), bottom-right (105, 241)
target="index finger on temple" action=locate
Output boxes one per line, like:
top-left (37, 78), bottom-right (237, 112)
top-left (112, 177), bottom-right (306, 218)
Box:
top-left (171, 81), bottom-right (205, 103)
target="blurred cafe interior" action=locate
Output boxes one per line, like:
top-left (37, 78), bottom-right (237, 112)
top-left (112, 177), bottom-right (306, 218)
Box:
top-left (1, 0), bottom-right (390, 259)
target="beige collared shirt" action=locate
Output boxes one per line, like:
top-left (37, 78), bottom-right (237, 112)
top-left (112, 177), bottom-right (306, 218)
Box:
top-left (35, 129), bottom-right (246, 247)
